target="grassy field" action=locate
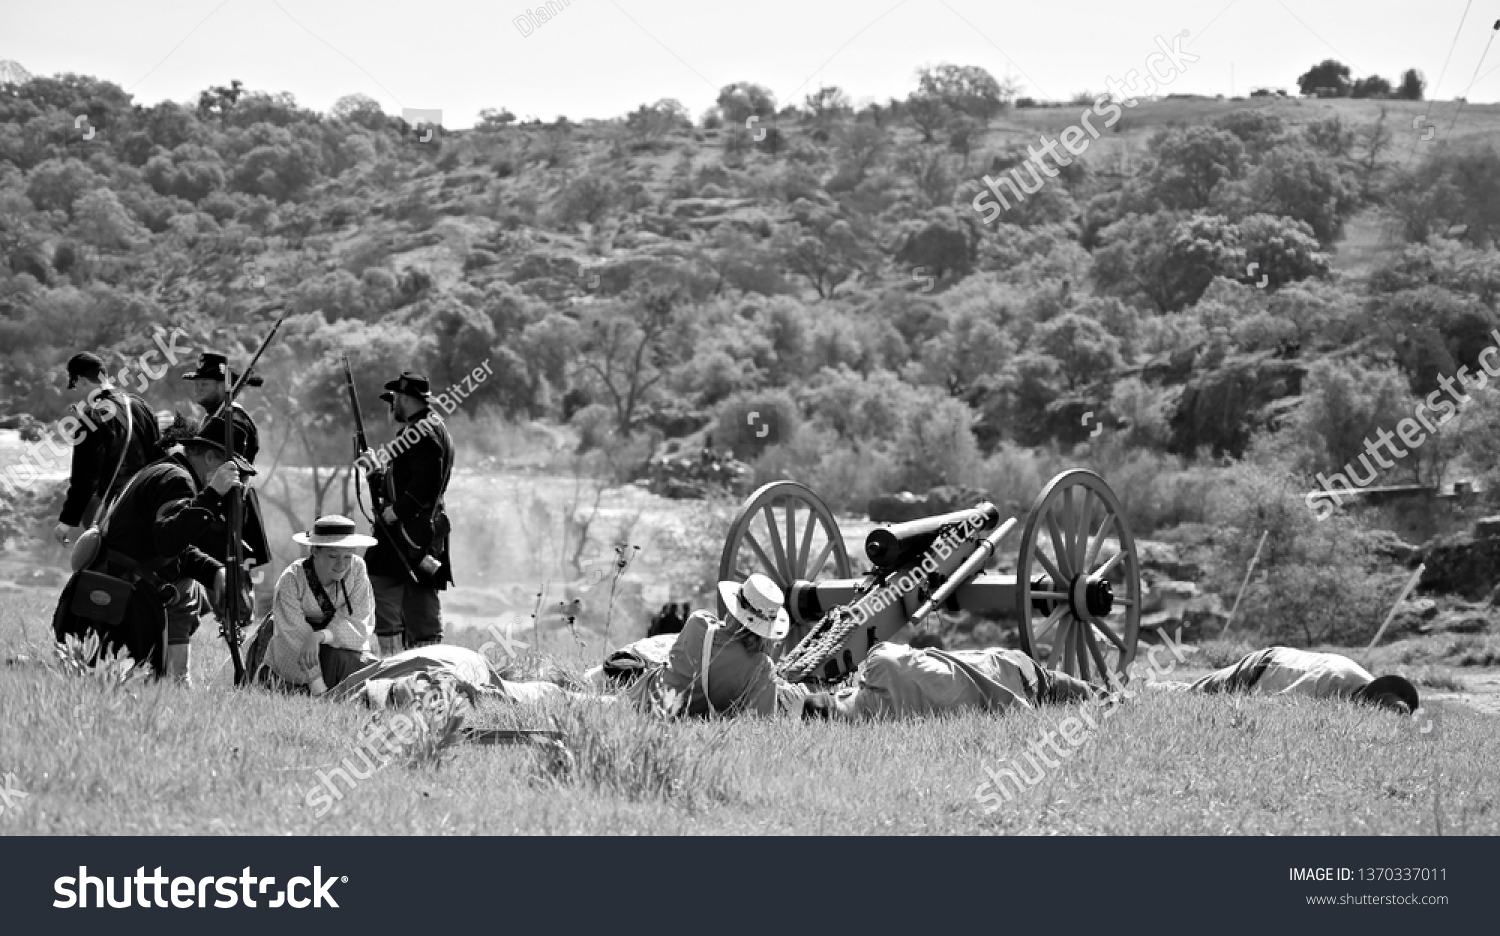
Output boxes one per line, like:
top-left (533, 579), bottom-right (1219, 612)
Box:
top-left (2, 588), bottom-right (1497, 836)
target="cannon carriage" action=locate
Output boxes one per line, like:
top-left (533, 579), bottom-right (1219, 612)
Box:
top-left (717, 470), bottom-right (1141, 685)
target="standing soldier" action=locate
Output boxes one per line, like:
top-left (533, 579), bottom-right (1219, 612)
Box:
top-left (53, 352), bottom-right (162, 547)
top-left (361, 372), bottom-right (454, 655)
top-left (53, 414), bottom-right (253, 680)
top-left (181, 351), bottom-right (262, 464)
top-left (181, 349), bottom-right (273, 584)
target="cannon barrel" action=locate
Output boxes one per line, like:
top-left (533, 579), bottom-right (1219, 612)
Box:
top-left (865, 502), bottom-right (1002, 568)
top-left (909, 516), bottom-right (1017, 626)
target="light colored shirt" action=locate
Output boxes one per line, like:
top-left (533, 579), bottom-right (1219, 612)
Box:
top-left (1189, 647), bottom-right (1374, 699)
top-left (269, 556), bottom-right (374, 685)
top-left (827, 644), bottom-right (1056, 719)
top-left (656, 611), bottom-right (777, 716)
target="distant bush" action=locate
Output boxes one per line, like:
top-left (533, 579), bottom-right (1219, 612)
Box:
top-left (1207, 463), bottom-right (1396, 645)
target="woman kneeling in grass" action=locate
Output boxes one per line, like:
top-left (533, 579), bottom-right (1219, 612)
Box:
top-left (256, 516), bottom-right (378, 696)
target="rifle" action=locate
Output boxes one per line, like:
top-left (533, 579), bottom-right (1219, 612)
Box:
top-left (343, 356), bottom-right (419, 584)
top-left (218, 309), bottom-right (289, 686)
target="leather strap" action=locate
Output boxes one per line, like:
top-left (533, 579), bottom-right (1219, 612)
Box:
top-left (100, 390), bottom-right (134, 510)
top-left (301, 557), bottom-right (351, 629)
top-left (104, 548), bottom-right (172, 593)
top-left (700, 623), bottom-right (718, 713)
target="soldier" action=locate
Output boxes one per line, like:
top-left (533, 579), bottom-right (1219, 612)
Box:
top-left (53, 352), bottom-right (162, 546)
top-left (1186, 646), bottom-right (1419, 713)
top-left (181, 351), bottom-right (262, 464)
top-left (362, 372), bottom-right (454, 655)
top-left (53, 414), bottom-right (253, 680)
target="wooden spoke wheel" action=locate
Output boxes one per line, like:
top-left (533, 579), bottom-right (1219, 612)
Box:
top-left (1015, 469), bottom-right (1140, 684)
top-left (718, 481), bottom-right (851, 622)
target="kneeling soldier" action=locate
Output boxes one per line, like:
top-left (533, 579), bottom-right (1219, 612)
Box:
top-left (53, 415), bottom-right (252, 680)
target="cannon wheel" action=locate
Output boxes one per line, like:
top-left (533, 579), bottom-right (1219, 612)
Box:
top-left (718, 481), bottom-right (852, 615)
top-left (1015, 469), bottom-right (1140, 684)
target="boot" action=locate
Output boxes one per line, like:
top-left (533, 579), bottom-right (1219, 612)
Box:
top-left (377, 635), bottom-right (403, 657)
top-left (164, 644), bottom-right (191, 685)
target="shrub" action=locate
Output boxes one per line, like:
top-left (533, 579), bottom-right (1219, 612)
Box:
top-left (1207, 463), bottom-right (1396, 645)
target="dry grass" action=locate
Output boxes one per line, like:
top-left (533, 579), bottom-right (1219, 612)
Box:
top-left (2, 590), bottom-right (1497, 834)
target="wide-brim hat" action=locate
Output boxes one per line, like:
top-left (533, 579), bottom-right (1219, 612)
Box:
top-left (181, 351), bottom-right (263, 387)
top-left (185, 414), bottom-right (256, 474)
top-left (718, 573), bottom-right (789, 640)
top-left (1355, 674), bottom-right (1420, 714)
top-left (379, 371), bottom-right (431, 403)
top-left (293, 515), bottom-right (377, 548)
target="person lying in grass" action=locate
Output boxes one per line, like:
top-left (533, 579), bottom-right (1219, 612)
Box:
top-left (796, 643), bottom-right (1099, 720)
top-left (247, 516), bottom-right (378, 696)
top-left (325, 575), bottom-right (791, 715)
top-left (1184, 646), bottom-right (1419, 713)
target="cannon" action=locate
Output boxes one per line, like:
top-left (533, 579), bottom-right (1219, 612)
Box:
top-left (716, 470), bottom-right (1141, 685)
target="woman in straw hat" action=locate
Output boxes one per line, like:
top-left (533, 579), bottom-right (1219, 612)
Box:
top-left (259, 516), bottom-right (379, 695)
top-left (627, 573), bottom-right (794, 717)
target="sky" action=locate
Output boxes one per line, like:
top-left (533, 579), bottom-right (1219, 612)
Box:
top-left (3, 0), bottom-right (1500, 128)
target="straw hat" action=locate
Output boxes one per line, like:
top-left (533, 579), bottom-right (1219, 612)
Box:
top-left (292, 515), bottom-right (378, 549)
top-left (717, 573), bottom-right (790, 640)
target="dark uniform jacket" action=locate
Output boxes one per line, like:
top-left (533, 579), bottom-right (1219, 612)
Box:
top-left (364, 408), bottom-right (454, 589)
top-left (204, 400), bottom-right (259, 465)
top-left (59, 389), bottom-right (161, 527)
top-left (53, 453), bottom-right (225, 672)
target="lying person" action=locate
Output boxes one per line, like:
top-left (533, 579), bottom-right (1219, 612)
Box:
top-left (1186, 646), bottom-right (1419, 714)
top-left (247, 516), bottom-right (378, 695)
top-left (798, 643), bottom-right (1098, 720)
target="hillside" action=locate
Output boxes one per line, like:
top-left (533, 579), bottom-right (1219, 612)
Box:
top-left (4, 68), bottom-right (1500, 645)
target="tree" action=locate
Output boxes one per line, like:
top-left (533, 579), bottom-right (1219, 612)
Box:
top-left (1389, 140), bottom-right (1500, 246)
top-left (1351, 74), bottom-right (1392, 98)
top-left (1031, 313), bottom-right (1123, 391)
top-left (330, 93), bottom-right (386, 130)
top-left (1213, 109), bottom-right (1286, 155)
top-left (1236, 214), bottom-right (1332, 289)
top-left (69, 189), bottom-right (149, 251)
top-left (477, 107), bottom-right (518, 130)
top-left (1243, 143), bottom-right (1362, 246)
top-left (773, 219), bottom-right (864, 299)
top-left (804, 86), bottom-right (852, 126)
top-left (715, 83), bottom-right (776, 127)
top-left (196, 79), bottom-right (245, 120)
top-left (624, 98), bottom-right (690, 144)
top-left (1143, 126), bottom-right (1246, 210)
top-left (576, 287), bottom-right (686, 433)
top-left (1287, 358), bottom-right (1415, 480)
top-left (833, 121), bottom-right (887, 185)
top-left (1093, 211), bottom-right (1241, 312)
top-left (893, 207), bottom-right (979, 285)
top-left (1296, 60), bottom-right (1351, 96)
top-left (916, 64), bottom-right (1013, 123)
top-left (1303, 115), bottom-right (1357, 159)
top-left (1397, 68), bottom-right (1426, 101)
